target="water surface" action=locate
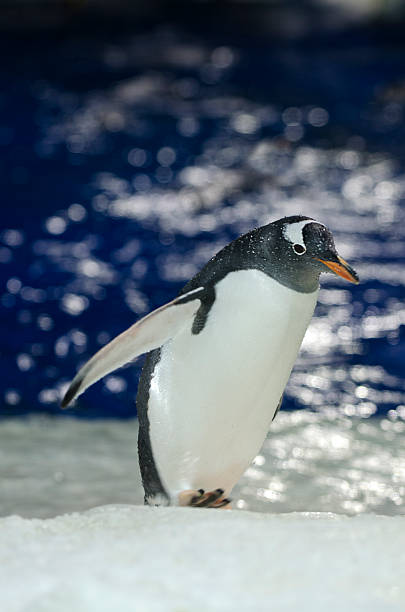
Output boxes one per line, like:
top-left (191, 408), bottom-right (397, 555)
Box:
top-left (1, 25), bottom-right (404, 420)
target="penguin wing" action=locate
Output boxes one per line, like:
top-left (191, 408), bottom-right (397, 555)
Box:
top-left (61, 286), bottom-right (207, 408)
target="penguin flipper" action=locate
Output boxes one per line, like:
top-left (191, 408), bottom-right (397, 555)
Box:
top-left (61, 286), bottom-right (206, 408)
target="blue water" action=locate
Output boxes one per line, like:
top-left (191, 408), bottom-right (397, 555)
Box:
top-left (1, 23), bottom-right (405, 418)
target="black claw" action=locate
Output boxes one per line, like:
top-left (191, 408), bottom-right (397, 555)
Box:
top-left (210, 489), bottom-right (225, 502)
top-left (192, 494), bottom-right (217, 507)
top-left (214, 498), bottom-right (231, 508)
top-left (191, 488), bottom-right (225, 508)
top-left (190, 489), bottom-right (205, 505)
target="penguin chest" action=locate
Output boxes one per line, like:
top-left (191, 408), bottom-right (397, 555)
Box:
top-left (147, 269), bottom-right (318, 500)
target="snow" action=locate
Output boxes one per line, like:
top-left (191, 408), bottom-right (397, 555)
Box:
top-left (1, 414), bottom-right (404, 611)
top-left (1, 506), bottom-right (404, 612)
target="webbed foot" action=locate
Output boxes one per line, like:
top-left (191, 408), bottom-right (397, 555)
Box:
top-left (178, 488), bottom-right (231, 509)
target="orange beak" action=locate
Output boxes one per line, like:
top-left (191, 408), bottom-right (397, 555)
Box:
top-left (316, 256), bottom-right (359, 284)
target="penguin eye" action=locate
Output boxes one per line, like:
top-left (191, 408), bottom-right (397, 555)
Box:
top-left (293, 243), bottom-right (306, 255)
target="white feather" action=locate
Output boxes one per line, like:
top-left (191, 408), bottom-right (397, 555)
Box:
top-left (283, 220), bottom-right (324, 247)
top-left (148, 269), bottom-right (318, 502)
top-left (62, 288), bottom-right (204, 407)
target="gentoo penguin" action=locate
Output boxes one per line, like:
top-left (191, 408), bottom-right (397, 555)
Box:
top-left (62, 215), bottom-right (358, 508)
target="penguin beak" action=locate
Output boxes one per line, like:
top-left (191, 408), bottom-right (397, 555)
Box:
top-left (316, 256), bottom-right (359, 284)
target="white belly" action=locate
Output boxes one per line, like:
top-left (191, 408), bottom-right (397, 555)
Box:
top-left (148, 269), bottom-right (318, 502)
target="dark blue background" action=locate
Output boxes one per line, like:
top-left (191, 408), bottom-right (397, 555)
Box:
top-left (1, 6), bottom-right (405, 418)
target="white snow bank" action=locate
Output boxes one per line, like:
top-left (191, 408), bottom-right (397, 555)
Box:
top-left (1, 505), bottom-right (404, 612)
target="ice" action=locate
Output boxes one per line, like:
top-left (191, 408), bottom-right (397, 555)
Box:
top-left (1, 506), bottom-right (404, 612)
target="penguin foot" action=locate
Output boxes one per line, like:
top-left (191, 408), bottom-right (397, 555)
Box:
top-left (178, 488), bottom-right (231, 509)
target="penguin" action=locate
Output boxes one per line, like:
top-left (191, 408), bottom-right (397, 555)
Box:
top-left (62, 215), bottom-right (359, 509)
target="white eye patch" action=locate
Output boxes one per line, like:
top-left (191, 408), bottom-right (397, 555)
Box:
top-left (283, 220), bottom-right (325, 249)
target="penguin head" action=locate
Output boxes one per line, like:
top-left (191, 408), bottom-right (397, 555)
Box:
top-left (265, 215), bottom-right (359, 292)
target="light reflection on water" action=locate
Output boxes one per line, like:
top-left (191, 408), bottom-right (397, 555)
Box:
top-left (234, 410), bottom-right (405, 515)
top-left (1, 28), bottom-right (404, 417)
top-left (0, 414), bottom-right (403, 518)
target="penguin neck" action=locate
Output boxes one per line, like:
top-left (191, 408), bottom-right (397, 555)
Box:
top-left (267, 264), bottom-right (320, 294)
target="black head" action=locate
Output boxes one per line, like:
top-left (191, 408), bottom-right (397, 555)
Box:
top-left (181, 214), bottom-right (359, 296)
top-left (259, 215), bottom-right (359, 293)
